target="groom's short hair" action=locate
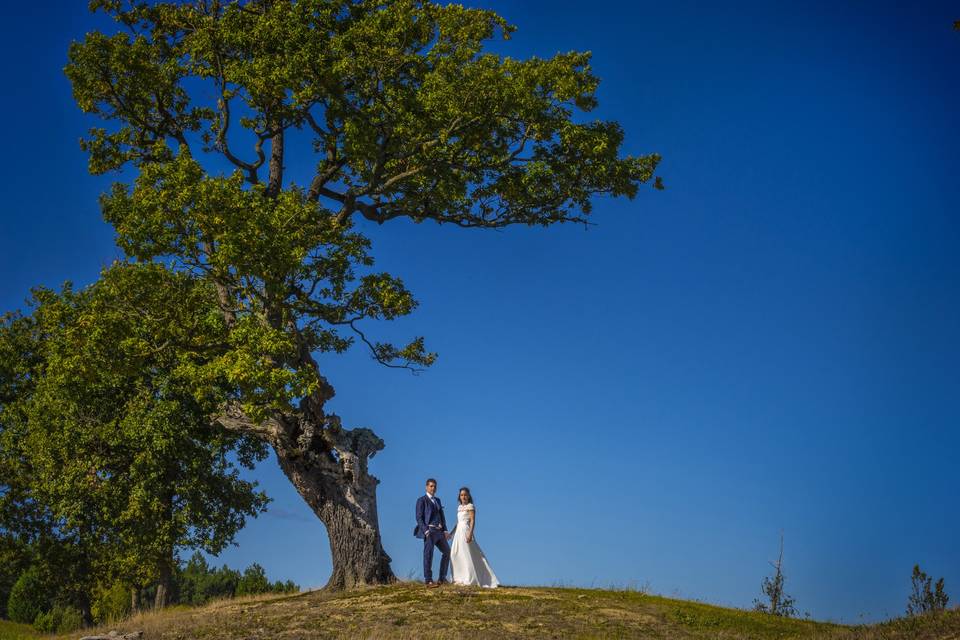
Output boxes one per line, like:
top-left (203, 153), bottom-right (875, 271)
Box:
top-left (425, 478), bottom-right (437, 485)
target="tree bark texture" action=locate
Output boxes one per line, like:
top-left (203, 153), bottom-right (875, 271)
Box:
top-left (153, 562), bottom-right (171, 610)
top-left (273, 414), bottom-right (395, 590)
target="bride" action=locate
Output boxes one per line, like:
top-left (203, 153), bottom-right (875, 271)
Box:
top-left (449, 487), bottom-right (499, 588)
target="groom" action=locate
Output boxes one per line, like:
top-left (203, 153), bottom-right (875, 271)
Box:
top-left (414, 477), bottom-right (450, 588)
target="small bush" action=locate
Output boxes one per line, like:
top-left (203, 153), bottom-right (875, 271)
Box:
top-left (907, 564), bottom-right (950, 616)
top-left (753, 535), bottom-right (797, 618)
top-left (236, 564), bottom-right (270, 597)
top-left (32, 609), bottom-right (56, 633)
top-left (33, 605), bottom-right (84, 633)
top-left (174, 552), bottom-right (240, 606)
top-left (271, 579), bottom-right (299, 594)
top-left (6, 567), bottom-right (49, 624)
top-left (0, 539), bottom-right (31, 620)
top-left (92, 582), bottom-right (131, 624)
top-left (170, 552), bottom-right (298, 605)
top-left (58, 605), bottom-right (85, 632)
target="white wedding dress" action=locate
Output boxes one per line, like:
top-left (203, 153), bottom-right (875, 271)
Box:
top-left (449, 503), bottom-right (499, 588)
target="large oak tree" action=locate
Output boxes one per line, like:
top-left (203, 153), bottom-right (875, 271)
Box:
top-left (0, 274), bottom-right (270, 613)
top-left (58, 0), bottom-right (662, 589)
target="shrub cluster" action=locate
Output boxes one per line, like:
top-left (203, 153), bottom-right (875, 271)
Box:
top-left (176, 552), bottom-right (298, 606)
top-left (4, 552), bottom-right (300, 632)
top-left (6, 567), bottom-right (49, 625)
top-left (907, 565), bottom-right (950, 616)
top-left (34, 605), bottom-right (84, 633)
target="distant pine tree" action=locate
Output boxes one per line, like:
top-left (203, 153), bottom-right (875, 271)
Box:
top-left (236, 564), bottom-right (271, 597)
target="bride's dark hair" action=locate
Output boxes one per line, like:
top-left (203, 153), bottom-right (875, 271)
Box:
top-left (457, 487), bottom-right (474, 505)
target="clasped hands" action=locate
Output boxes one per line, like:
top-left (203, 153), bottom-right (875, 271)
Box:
top-left (425, 528), bottom-right (470, 542)
top-left (425, 527), bottom-right (453, 541)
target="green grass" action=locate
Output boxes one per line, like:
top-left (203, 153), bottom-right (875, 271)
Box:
top-left (9, 583), bottom-right (960, 639)
top-left (0, 618), bottom-right (40, 640)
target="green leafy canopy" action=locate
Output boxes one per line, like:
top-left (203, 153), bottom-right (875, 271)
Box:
top-left (61, 0), bottom-right (660, 422)
top-left (2, 0), bottom-right (661, 598)
top-left (0, 272), bottom-right (270, 592)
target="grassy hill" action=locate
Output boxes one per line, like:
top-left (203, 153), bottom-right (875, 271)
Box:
top-left (2, 582), bottom-right (958, 639)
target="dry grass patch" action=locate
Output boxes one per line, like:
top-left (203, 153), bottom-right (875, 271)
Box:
top-left (26, 583), bottom-right (960, 640)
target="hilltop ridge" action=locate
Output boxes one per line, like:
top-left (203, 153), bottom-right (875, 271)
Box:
top-left (3, 582), bottom-right (958, 640)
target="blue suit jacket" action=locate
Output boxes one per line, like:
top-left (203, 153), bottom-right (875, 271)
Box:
top-left (414, 494), bottom-right (447, 538)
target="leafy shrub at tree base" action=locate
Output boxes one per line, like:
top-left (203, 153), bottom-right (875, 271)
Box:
top-left (2, 553), bottom-right (299, 624)
top-left (92, 582), bottom-right (132, 624)
top-left (0, 538), bottom-right (30, 620)
top-left (6, 567), bottom-right (50, 624)
top-left (33, 605), bottom-right (84, 633)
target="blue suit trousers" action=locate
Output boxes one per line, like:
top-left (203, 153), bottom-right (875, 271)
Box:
top-left (423, 529), bottom-right (450, 582)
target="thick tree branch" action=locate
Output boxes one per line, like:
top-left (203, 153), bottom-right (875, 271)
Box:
top-left (266, 122), bottom-right (284, 198)
top-left (305, 111), bottom-right (347, 202)
top-left (372, 165), bottom-right (424, 193)
top-left (215, 94), bottom-right (262, 184)
top-left (211, 38), bottom-right (264, 184)
top-left (215, 403), bottom-right (286, 445)
top-left (152, 88), bottom-right (190, 150)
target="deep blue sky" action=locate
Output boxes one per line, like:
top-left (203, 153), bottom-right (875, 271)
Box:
top-left (1, 0), bottom-right (957, 624)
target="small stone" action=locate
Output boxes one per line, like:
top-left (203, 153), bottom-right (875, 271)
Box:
top-left (79, 632), bottom-right (143, 640)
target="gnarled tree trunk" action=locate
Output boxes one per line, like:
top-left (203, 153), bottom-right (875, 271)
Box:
top-left (282, 423), bottom-right (394, 589)
top-left (275, 438), bottom-right (393, 589)
top-left (232, 405), bottom-right (395, 590)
